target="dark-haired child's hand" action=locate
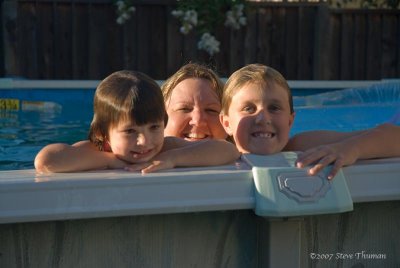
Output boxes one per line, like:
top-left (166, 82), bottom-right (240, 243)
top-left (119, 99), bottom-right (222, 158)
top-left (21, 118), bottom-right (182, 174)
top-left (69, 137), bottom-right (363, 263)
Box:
top-left (124, 151), bottom-right (176, 173)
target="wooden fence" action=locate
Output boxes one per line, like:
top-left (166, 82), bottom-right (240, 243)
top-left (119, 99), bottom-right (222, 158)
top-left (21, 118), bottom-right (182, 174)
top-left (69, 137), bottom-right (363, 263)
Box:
top-left (1, 0), bottom-right (399, 80)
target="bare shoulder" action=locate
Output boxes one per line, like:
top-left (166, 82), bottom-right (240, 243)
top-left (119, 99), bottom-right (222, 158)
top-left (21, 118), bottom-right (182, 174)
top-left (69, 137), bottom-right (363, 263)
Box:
top-left (73, 140), bottom-right (97, 149)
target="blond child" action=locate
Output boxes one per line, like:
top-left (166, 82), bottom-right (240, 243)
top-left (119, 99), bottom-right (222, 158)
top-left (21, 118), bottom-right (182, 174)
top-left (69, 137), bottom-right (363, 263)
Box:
top-left (220, 63), bottom-right (400, 179)
top-left (35, 70), bottom-right (240, 173)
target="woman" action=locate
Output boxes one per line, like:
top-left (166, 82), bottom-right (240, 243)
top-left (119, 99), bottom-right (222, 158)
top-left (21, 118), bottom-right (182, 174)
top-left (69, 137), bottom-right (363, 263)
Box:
top-left (161, 63), bottom-right (228, 141)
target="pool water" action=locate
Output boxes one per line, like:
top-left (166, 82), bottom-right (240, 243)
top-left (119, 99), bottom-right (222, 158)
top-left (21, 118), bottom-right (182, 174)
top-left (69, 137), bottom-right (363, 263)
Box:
top-left (0, 103), bottom-right (92, 170)
top-left (1, 83), bottom-right (399, 170)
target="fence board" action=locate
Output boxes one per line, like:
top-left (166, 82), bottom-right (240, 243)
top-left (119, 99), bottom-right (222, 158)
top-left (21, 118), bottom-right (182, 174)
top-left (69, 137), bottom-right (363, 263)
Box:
top-left (340, 14), bottom-right (354, 80)
top-left (2, 1), bottom-right (17, 76)
top-left (34, 2), bottom-right (53, 79)
top-left (298, 6), bottom-right (316, 79)
top-left (366, 14), bottom-right (382, 80)
top-left (214, 24), bottom-right (231, 76)
top-left (166, 5), bottom-right (183, 77)
top-left (71, 3), bottom-right (89, 79)
top-left (270, 7), bottom-right (285, 74)
top-left (229, 28), bottom-right (246, 75)
top-left (257, 7), bottom-right (272, 66)
top-left (398, 16), bottom-right (400, 77)
top-left (329, 13), bottom-right (341, 80)
top-left (18, 3), bottom-right (38, 78)
top-left (0, 2), bottom-right (3, 76)
top-left (109, 4), bottom-right (123, 75)
top-left (244, 7), bottom-right (257, 65)
top-left (353, 14), bottom-right (367, 79)
top-left (135, 6), bottom-right (150, 75)
top-left (149, 5), bottom-right (167, 79)
top-left (381, 15), bottom-right (398, 78)
top-left (54, 3), bottom-right (73, 79)
top-left (121, 6), bottom-right (138, 71)
top-left (87, 4), bottom-right (112, 79)
top-left (284, 7), bottom-right (299, 79)
top-left (181, 31), bottom-right (197, 67)
top-left (313, 5), bottom-right (330, 80)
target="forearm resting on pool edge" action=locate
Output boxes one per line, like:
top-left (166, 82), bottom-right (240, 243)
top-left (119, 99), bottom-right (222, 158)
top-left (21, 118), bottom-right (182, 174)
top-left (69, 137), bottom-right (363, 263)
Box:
top-left (349, 123), bottom-right (400, 159)
top-left (34, 143), bottom-right (126, 173)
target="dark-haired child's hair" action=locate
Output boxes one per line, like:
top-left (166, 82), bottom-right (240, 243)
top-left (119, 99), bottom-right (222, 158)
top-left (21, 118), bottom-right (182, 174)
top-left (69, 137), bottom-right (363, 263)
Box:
top-left (88, 70), bottom-right (167, 150)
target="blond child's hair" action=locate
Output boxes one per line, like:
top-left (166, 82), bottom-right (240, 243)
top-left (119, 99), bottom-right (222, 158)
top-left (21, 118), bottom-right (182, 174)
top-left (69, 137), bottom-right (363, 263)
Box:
top-left (222, 64), bottom-right (294, 115)
top-left (162, 63), bottom-right (224, 103)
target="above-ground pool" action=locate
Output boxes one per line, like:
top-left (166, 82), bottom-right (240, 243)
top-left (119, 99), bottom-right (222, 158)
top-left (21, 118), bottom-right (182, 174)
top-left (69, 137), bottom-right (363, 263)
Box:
top-left (0, 79), bottom-right (399, 170)
top-left (1, 79), bottom-right (400, 268)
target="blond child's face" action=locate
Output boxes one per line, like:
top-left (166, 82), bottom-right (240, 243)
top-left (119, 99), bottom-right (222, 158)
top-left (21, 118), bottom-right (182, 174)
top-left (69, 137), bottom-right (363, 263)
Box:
top-left (164, 78), bottom-right (227, 141)
top-left (220, 82), bottom-right (295, 154)
top-left (107, 118), bottom-right (165, 163)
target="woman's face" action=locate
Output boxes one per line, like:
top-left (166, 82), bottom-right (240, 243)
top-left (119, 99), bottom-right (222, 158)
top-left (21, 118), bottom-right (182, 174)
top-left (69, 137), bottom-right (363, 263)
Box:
top-left (164, 78), bottom-right (227, 141)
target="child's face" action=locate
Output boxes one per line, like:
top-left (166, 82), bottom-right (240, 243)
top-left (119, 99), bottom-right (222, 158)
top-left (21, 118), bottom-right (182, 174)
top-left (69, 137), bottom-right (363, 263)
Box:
top-left (164, 78), bottom-right (227, 141)
top-left (220, 82), bottom-right (295, 154)
top-left (107, 118), bottom-right (165, 163)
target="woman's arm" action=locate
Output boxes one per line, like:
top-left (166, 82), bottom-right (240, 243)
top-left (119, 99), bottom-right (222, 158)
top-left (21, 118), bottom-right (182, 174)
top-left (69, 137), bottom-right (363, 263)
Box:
top-left (125, 137), bottom-right (240, 173)
top-left (289, 123), bottom-right (400, 179)
top-left (34, 140), bottom-right (127, 173)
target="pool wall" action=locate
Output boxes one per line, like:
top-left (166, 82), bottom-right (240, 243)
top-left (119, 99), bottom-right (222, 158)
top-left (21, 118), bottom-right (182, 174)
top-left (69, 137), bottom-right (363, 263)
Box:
top-left (0, 202), bottom-right (398, 267)
top-left (1, 156), bottom-right (399, 267)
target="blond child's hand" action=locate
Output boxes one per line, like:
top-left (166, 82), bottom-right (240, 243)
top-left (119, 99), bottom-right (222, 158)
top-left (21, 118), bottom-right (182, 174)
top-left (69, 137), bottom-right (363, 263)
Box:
top-left (295, 141), bottom-right (359, 180)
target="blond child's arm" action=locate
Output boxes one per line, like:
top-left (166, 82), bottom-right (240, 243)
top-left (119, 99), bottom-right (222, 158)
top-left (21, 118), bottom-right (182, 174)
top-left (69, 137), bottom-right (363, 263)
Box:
top-left (286, 130), bottom-right (364, 151)
top-left (125, 137), bottom-right (240, 173)
top-left (34, 140), bottom-right (127, 173)
top-left (287, 123), bottom-right (400, 179)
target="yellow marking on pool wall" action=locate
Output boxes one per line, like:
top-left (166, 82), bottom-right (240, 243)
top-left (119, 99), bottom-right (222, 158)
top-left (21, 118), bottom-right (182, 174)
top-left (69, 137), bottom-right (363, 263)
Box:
top-left (0, 99), bottom-right (20, 110)
top-left (21, 100), bottom-right (62, 111)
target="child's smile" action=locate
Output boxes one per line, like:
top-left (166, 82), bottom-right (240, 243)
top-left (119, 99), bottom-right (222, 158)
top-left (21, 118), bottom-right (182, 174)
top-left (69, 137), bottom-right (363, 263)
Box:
top-left (131, 148), bottom-right (155, 159)
top-left (251, 130), bottom-right (275, 139)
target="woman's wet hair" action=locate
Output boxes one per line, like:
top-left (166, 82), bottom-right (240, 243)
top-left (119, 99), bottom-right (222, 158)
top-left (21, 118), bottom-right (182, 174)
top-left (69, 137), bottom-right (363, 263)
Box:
top-left (161, 62), bottom-right (224, 104)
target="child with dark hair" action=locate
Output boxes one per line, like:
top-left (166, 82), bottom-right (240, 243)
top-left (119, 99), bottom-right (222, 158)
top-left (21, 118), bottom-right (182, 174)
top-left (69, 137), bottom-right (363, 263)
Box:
top-left (35, 70), bottom-right (239, 173)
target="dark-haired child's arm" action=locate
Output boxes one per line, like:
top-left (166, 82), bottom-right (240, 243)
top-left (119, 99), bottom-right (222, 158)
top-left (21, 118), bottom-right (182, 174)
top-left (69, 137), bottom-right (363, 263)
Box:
top-left (125, 137), bottom-right (240, 173)
top-left (286, 123), bottom-right (400, 179)
top-left (34, 141), bottom-right (127, 173)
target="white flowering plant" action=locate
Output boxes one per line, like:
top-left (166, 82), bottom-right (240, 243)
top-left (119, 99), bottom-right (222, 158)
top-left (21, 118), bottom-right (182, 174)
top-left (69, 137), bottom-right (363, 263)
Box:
top-left (114, 0), bottom-right (136, 25)
top-left (172, 0), bottom-right (247, 56)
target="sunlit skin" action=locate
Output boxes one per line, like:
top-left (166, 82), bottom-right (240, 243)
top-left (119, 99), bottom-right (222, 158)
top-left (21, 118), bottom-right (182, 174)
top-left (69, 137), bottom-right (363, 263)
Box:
top-left (221, 82), bottom-right (295, 154)
top-left (164, 78), bottom-right (227, 141)
top-left (107, 119), bottom-right (165, 163)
